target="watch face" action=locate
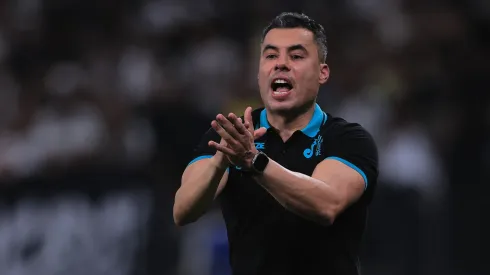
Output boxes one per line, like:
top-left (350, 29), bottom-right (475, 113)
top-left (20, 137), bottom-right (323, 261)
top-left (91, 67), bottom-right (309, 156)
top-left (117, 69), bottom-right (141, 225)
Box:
top-left (254, 153), bottom-right (269, 172)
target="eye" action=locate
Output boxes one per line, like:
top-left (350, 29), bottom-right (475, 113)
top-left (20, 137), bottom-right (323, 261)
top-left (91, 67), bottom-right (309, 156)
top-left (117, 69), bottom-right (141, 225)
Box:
top-left (266, 54), bottom-right (277, 59)
top-left (291, 54), bottom-right (304, 60)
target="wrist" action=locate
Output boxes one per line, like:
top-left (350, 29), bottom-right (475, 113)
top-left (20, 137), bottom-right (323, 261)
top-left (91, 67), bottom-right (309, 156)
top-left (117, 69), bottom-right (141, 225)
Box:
top-left (211, 153), bottom-right (230, 170)
top-left (249, 151), bottom-right (270, 174)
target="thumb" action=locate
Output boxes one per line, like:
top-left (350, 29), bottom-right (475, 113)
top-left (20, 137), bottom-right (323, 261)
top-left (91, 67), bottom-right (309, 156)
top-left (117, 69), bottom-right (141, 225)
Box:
top-left (253, 127), bottom-right (267, 139)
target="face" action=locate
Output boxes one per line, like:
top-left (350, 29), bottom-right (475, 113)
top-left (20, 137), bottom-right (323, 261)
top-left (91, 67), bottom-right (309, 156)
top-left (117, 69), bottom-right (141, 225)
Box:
top-left (258, 28), bottom-right (329, 113)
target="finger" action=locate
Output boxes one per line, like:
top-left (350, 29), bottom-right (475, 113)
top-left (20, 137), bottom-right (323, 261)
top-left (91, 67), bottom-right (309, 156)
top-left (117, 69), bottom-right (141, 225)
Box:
top-left (254, 127), bottom-right (267, 139)
top-left (211, 120), bottom-right (239, 147)
top-left (208, 140), bottom-right (235, 155)
top-left (216, 114), bottom-right (241, 140)
top-left (244, 107), bottom-right (254, 133)
top-left (228, 113), bottom-right (249, 136)
top-left (219, 137), bottom-right (229, 146)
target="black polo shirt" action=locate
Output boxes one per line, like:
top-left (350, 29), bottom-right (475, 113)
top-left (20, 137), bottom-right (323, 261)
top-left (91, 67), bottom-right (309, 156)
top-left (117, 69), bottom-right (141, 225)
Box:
top-left (188, 103), bottom-right (378, 275)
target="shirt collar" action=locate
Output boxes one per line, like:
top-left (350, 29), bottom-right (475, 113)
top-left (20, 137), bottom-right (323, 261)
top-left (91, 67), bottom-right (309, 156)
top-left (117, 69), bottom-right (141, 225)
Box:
top-left (258, 103), bottom-right (328, 138)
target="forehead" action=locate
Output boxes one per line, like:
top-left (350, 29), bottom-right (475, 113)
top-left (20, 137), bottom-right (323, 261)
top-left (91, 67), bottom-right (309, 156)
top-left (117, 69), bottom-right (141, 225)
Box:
top-left (262, 28), bottom-right (316, 50)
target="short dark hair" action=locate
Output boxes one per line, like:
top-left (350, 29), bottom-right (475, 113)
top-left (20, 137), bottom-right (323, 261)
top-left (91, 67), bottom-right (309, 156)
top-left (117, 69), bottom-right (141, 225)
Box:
top-left (261, 12), bottom-right (328, 63)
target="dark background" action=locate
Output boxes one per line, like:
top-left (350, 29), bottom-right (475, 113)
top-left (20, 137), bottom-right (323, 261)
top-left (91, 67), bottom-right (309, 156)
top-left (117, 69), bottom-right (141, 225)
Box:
top-left (0, 0), bottom-right (488, 274)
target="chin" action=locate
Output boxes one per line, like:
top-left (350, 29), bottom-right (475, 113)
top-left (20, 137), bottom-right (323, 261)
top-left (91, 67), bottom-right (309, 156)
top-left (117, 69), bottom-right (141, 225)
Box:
top-left (265, 97), bottom-right (316, 116)
top-left (265, 99), bottom-right (299, 114)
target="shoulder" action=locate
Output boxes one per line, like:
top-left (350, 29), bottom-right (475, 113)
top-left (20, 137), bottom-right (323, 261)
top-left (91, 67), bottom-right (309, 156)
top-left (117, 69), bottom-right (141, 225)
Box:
top-left (251, 107), bottom-right (264, 118)
top-left (321, 113), bottom-right (378, 166)
top-left (247, 107), bottom-right (265, 129)
top-left (320, 113), bottom-right (379, 192)
top-left (251, 107), bottom-right (265, 116)
top-left (322, 114), bottom-right (376, 145)
top-left (322, 113), bottom-right (368, 134)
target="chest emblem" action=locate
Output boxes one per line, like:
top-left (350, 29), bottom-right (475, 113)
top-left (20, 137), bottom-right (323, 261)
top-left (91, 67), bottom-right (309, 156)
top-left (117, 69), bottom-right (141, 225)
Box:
top-left (303, 135), bottom-right (323, 159)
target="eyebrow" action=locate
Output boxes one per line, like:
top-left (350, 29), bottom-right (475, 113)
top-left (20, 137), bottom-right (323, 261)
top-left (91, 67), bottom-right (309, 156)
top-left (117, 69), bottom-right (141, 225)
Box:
top-left (262, 44), bottom-right (308, 54)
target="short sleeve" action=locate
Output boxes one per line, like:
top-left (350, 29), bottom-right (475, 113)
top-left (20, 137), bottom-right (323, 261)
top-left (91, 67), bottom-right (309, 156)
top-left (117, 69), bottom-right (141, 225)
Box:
top-left (187, 127), bottom-right (221, 166)
top-left (324, 124), bottom-right (379, 191)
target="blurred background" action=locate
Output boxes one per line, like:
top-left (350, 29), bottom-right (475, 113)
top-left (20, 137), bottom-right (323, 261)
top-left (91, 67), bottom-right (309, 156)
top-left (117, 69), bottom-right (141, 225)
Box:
top-left (0, 0), bottom-right (488, 274)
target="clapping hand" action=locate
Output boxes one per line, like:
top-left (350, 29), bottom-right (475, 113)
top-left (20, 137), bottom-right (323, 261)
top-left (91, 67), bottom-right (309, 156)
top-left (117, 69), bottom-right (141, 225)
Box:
top-left (209, 107), bottom-right (267, 169)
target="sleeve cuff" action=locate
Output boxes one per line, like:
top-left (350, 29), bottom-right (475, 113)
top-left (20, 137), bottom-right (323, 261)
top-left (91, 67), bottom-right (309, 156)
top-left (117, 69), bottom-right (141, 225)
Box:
top-left (187, 155), bottom-right (230, 173)
top-left (325, 156), bottom-right (368, 190)
top-left (188, 155), bottom-right (214, 166)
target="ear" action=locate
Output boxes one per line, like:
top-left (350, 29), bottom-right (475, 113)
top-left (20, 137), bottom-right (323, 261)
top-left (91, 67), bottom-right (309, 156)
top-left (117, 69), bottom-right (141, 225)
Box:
top-left (319, 64), bottom-right (330, 84)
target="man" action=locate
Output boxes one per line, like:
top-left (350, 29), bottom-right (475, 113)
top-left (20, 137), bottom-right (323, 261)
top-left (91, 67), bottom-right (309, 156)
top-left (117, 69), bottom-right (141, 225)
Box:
top-left (173, 12), bottom-right (378, 275)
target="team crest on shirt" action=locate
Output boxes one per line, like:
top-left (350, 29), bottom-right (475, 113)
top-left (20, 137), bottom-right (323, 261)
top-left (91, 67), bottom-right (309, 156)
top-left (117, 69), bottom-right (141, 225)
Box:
top-left (303, 135), bottom-right (323, 159)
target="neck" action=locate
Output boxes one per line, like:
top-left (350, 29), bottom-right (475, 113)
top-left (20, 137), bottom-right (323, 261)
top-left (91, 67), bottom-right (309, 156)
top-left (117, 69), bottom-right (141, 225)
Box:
top-left (266, 103), bottom-right (316, 141)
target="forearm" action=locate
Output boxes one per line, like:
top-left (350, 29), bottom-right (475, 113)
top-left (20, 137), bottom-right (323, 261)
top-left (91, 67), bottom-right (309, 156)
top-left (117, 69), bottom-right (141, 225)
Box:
top-left (174, 156), bottom-right (227, 225)
top-left (252, 159), bottom-right (340, 225)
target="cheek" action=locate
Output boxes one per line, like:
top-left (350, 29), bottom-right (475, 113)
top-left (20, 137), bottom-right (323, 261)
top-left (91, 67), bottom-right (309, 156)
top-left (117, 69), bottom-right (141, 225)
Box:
top-left (259, 63), bottom-right (271, 75)
top-left (258, 67), bottom-right (270, 86)
top-left (259, 77), bottom-right (269, 92)
top-left (302, 65), bottom-right (321, 83)
top-left (294, 66), bottom-right (319, 91)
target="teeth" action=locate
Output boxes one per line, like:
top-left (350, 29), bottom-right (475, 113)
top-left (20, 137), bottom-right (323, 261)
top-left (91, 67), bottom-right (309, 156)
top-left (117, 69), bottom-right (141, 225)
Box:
top-left (274, 79), bottom-right (288, 84)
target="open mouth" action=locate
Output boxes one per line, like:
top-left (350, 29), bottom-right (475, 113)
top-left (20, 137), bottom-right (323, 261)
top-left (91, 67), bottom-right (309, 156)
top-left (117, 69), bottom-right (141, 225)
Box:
top-left (271, 78), bottom-right (293, 93)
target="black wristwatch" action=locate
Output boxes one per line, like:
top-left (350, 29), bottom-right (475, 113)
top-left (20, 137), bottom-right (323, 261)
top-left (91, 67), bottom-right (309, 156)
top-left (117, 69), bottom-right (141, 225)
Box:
top-left (251, 151), bottom-right (269, 173)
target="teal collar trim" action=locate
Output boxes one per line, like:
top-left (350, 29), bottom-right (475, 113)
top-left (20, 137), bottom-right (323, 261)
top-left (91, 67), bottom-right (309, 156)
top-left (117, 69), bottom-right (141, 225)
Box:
top-left (259, 103), bottom-right (327, 138)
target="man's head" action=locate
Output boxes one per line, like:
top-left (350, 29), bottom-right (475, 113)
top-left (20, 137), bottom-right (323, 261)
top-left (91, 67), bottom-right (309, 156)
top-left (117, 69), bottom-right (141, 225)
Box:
top-left (258, 12), bottom-right (330, 114)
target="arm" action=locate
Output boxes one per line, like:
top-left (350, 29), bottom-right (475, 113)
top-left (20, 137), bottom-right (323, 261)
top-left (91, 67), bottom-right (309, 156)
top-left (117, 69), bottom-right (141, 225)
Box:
top-left (173, 127), bottom-right (230, 226)
top-left (253, 127), bottom-right (378, 226)
top-left (252, 158), bottom-right (364, 226)
top-left (174, 117), bottom-right (266, 226)
top-left (173, 154), bottom-right (229, 226)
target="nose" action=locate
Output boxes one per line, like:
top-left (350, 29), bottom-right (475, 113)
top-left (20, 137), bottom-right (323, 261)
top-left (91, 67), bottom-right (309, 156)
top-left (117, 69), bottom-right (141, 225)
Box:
top-left (274, 56), bottom-right (290, 71)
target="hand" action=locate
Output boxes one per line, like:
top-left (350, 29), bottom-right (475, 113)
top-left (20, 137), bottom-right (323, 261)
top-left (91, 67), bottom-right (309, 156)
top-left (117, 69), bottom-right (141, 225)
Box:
top-left (209, 107), bottom-right (267, 169)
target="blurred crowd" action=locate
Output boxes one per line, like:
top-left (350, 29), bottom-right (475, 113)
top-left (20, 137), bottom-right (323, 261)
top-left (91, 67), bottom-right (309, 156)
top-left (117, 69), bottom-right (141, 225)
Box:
top-left (0, 0), bottom-right (488, 275)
